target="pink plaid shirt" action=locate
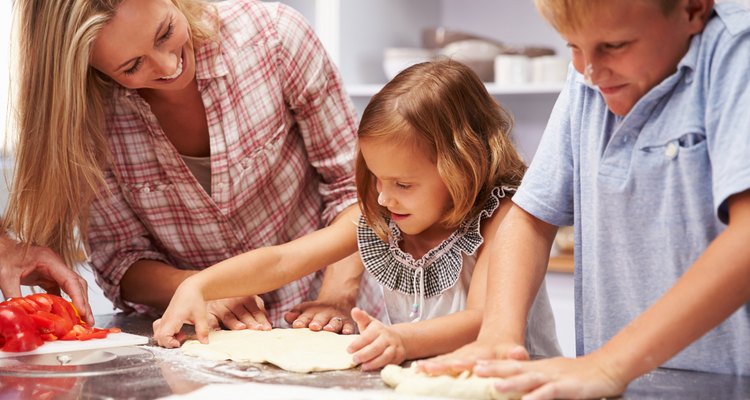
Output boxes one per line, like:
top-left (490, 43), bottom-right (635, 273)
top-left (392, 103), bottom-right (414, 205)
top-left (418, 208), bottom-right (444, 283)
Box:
top-left (88, 0), bottom-right (383, 324)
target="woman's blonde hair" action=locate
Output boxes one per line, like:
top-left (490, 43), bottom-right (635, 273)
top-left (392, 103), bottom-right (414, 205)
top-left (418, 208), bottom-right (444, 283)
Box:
top-left (356, 59), bottom-right (526, 241)
top-left (533, 0), bottom-right (681, 33)
top-left (4, 0), bottom-right (215, 265)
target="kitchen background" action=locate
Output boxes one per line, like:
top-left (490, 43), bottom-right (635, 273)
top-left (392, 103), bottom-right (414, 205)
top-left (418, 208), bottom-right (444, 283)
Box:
top-left (2, 0), bottom-right (748, 359)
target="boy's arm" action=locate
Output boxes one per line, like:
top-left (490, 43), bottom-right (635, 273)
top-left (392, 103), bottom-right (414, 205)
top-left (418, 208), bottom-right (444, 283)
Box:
top-left (153, 207), bottom-right (361, 347)
top-left (473, 190), bottom-right (750, 399)
top-left (595, 189), bottom-right (750, 383)
top-left (479, 204), bottom-right (557, 352)
top-left (420, 204), bottom-right (557, 374)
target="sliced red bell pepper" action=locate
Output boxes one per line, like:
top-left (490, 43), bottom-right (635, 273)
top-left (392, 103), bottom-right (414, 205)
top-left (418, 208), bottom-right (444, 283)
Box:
top-left (1, 294), bottom-right (118, 351)
top-left (0, 305), bottom-right (43, 352)
top-left (0, 297), bottom-right (38, 314)
top-left (29, 311), bottom-right (73, 338)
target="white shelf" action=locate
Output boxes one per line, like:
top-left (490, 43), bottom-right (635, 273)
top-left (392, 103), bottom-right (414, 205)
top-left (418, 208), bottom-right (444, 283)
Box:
top-left (346, 82), bottom-right (564, 98)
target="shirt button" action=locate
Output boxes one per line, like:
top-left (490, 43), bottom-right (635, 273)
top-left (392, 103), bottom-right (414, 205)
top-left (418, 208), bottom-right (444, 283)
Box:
top-left (665, 142), bottom-right (679, 159)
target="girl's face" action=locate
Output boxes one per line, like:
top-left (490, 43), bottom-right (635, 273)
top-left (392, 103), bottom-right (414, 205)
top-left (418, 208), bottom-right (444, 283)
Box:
top-left (359, 136), bottom-right (453, 240)
top-left (90, 0), bottom-right (195, 91)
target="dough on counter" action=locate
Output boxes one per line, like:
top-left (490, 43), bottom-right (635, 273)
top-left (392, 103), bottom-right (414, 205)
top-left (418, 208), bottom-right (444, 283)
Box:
top-left (381, 364), bottom-right (523, 400)
top-left (181, 328), bottom-right (359, 373)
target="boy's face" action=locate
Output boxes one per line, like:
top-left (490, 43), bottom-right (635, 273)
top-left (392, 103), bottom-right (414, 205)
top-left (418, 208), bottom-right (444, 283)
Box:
top-left (562, 0), bottom-right (707, 115)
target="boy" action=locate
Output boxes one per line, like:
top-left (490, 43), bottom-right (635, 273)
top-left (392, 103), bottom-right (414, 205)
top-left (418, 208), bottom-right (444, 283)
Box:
top-left (421, 1), bottom-right (750, 398)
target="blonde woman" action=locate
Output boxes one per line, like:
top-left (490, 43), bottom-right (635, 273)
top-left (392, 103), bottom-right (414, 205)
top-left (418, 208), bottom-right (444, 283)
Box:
top-left (7, 0), bottom-right (383, 332)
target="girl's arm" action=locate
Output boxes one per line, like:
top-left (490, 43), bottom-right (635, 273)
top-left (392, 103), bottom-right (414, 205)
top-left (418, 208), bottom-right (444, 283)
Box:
top-left (350, 199), bottom-right (520, 370)
top-left (350, 307), bottom-right (483, 371)
top-left (153, 207), bottom-right (361, 347)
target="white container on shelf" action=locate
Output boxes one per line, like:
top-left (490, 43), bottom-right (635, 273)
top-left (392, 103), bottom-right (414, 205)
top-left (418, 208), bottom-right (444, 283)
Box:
top-left (494, 54), bottom-right (531, 86)
top-left (531, 55), bottom-right (569, 84)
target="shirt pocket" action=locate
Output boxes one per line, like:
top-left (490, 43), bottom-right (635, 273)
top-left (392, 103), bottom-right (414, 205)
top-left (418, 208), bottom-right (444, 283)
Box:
top-left (121, 181), bottom-right (182, 230)
top-left (638, 131), bottom-right (707, 161)
top-left (231, 122), bottom-right (291, 196)
top-left (636, 131), bottom-right (712, 222)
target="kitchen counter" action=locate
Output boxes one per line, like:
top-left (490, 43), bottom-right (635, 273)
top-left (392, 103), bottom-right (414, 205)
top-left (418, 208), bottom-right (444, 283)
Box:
top-left (1, 314), bottom-right (748, 399)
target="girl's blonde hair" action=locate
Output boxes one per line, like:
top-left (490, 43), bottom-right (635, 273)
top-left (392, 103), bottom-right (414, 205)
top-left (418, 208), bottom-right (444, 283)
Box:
top-left (356, 59), bottom-right (526, 241)
top-left (533, 0), bottom-right (681, 33)
top-left (4, 0), bottom-right (215, 265)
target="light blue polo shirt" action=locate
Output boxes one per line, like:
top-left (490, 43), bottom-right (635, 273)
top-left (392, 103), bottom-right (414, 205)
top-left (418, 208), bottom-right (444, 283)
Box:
top-left (513, 3), bottom-right (750, 375)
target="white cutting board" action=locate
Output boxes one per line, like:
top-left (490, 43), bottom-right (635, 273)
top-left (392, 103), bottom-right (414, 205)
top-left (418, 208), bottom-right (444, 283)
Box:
top-left (0, 332), bottom-right (149, 358)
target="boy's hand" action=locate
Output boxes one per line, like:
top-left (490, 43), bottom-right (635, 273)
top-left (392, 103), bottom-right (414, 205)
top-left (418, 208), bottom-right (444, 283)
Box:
top-left (284, 300), bottom-right (355, 334)
top-left (152, 280), bottom-right (210, 348)
top-left (207, 295), bottom-right (271, 331)
top-left (473, 355), bottom-right (626, 400)
top-left (416, 339), bottom-right (529, 376)
top-left (348, 307), bottom-right (406, 371)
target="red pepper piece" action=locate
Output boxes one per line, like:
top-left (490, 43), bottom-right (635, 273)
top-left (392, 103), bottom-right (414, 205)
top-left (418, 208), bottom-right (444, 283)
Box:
top-left (29, 311), bottom-right (74, 338)
top-left (0, 305), bottom-right (43, 352)
top-left (0, 297), bottom-right (38, 314)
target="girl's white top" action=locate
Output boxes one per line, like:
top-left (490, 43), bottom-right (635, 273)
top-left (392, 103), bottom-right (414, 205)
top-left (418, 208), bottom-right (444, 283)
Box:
top-left (357, 187), bottom-right (561, 357)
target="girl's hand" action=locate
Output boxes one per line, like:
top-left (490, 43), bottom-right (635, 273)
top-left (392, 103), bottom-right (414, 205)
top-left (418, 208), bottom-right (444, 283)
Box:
top-left (348, 307), bottom-right (406, 371)
top-left (284, 300), bottom-right (355, 334)
top-left (473, 355), bottom-right (627, 400)
top-left (206, 295), bottom-right (271, 331)
top-left (417, 339), bottom-right (529, 376)
top-left (152, 280), bottom-right (210, 348)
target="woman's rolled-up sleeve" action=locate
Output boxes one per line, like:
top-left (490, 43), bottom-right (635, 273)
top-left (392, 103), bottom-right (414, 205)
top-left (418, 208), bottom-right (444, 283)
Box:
top-left (274, 4), bottom-right (359, 225)
top-left (87, 168), bottom-right (169, 314)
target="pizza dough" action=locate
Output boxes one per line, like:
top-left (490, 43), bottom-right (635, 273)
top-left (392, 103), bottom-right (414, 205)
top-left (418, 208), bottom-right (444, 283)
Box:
top-left (381, 364), bottom-right (523, 400)
top-left (181, 328), bottom-right (359, 373)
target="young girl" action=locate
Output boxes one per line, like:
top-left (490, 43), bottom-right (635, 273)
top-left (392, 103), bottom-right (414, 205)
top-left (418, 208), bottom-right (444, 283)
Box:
top-left (153, 59), bottom-right (561, 370)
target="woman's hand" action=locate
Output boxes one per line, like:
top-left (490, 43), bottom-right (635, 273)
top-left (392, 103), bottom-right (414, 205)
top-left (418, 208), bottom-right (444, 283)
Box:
top-left (348, 307), bottom-right (406, 371)
top-left (473, 355), bottom-right (627, 400)
top-left (417, 339), bottom-right (529, 376)
top-left (206, 295), bottom-right (271, 331)
top-left (0, 236), bottom-right (94, 326)
top-left (284, 299), bottom-right (355, 334)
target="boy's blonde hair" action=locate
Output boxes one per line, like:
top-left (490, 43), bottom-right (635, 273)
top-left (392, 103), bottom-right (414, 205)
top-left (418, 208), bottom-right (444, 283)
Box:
top-left (356, 59), bottom-right (526, 241)
top-left (533, 0), bottom-right (681, 33)
top-left (4, 0), bottom-right (216, 265)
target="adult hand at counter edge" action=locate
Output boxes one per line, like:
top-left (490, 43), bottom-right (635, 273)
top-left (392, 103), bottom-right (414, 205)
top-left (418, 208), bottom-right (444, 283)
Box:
top-left (0, 235), bottom-right (94, 326)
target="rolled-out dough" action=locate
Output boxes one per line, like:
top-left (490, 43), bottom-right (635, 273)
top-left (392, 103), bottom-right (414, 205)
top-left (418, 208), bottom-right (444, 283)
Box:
top-left (181, 328), bottom-right (359, 373)
top-left (381, 364), bottom-right (523, 400)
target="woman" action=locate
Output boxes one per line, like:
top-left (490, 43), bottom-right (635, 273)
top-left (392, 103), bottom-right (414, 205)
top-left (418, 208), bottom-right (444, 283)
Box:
top-left (6, 0), bottom-right (382, 332)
